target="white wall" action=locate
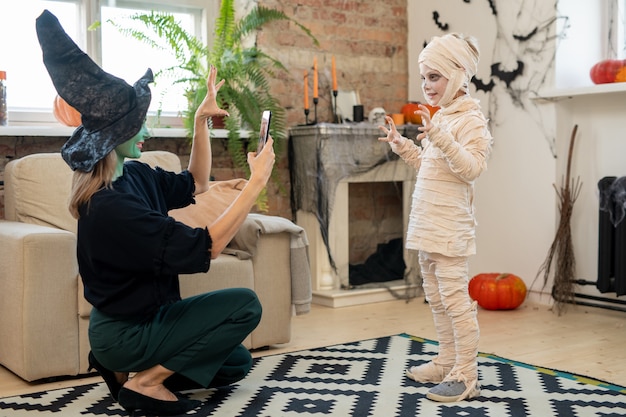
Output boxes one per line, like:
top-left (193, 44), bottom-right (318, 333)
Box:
top-left (407, 1), bottom-right (626, 304)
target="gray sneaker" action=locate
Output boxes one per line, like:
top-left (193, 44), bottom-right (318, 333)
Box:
top-left (426, 380), bottom-right (480, 402)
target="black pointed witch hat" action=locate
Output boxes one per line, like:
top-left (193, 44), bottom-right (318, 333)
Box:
top-left (35, 9), bottom-right (153, 172)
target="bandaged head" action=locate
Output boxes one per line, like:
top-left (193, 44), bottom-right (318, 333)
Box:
top-left (418, 33), bottom-right (479, 108)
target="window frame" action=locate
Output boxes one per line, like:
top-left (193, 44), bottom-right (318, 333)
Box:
top-left (550, 0), bottom-right (626, 90)
top-left (6, 0), bottom-right (218, 128)
top-left (604, 0), bottom-right (625, 59)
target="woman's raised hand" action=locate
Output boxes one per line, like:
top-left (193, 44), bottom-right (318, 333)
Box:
top-left (196, 65), bottom-right (229, 120)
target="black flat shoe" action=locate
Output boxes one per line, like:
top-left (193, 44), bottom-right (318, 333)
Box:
top-left (118, 386), bottom-right (201, 416)
top-left (87, 351), bottom-right (122, 401)
top-left (164, 373), bottom-right (202, 392)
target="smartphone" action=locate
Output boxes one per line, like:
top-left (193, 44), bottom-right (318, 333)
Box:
top-left (257, 110), bottom-right (272, 152)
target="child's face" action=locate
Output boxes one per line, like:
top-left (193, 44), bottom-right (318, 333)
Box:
top-left (420, 64), bottom-right (448, 107)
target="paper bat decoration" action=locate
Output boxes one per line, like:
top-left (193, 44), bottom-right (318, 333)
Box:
top-left (491, 61), bottom-right (524, 88)
top-left (472, 77), bottom-right (496, 92)
top-left (432, 11), bottom-right (449, 31)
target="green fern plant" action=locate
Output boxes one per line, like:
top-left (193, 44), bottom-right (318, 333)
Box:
top-left (110, 0), bottom-right (318, 175)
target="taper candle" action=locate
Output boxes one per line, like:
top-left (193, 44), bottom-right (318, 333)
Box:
top-left (313, 57), bottom-right (318, 99)
top-left (331, 56), bottom-right (337, 91)
top-left (304, 71), bottom-right (309, 110)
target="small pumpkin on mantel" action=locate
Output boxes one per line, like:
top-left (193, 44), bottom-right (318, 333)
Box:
top-left (468, 272), bottom-right (527, 310)
top-left (53, 95), bottom-right (81, 127)
top-left (401, 102), bottom-right (439, 125)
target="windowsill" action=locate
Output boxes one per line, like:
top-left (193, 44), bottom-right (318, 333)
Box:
top-left (0, 125), bottom-right (238, 138)
top-left (533, 82), bottom-right (626, 100)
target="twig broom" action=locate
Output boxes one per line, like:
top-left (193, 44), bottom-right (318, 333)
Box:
top-left (535, 124), bottom-right (582, 315)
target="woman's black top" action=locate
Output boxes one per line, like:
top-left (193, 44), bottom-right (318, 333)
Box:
top-left (77, 161), bottom-right (212, 318)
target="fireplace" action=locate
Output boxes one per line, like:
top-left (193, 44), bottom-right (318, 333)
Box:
top-left (348, 181), bottom-right (404, 267)
top-left (289, 123), bottom-right (421, 307)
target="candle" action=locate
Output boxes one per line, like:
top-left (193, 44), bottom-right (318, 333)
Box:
top-left (303, 71), bottom-right (309, 110)
top-left (331, 56), bottom-right (337, 91)
top-left (313, 57), bottom-right (318, 99)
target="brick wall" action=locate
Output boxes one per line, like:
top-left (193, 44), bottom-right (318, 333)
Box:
top-left (260, 0), bottom-right (409, 128)
top-left (0, 134), bottom-right (293, 219)
top-left (260, 0), bottom-right (409, 261)
top-left (0, 0), bottom-right (409, 259)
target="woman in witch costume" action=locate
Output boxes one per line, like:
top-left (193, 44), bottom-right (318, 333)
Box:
top-left (36, 10), bottom-right (275, 416)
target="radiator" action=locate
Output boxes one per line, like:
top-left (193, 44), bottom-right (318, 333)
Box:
top-left (597, 176), bottom-right (626, 296)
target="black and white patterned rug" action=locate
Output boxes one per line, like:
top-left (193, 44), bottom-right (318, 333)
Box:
top-left (1, 334), bottom-right (624, 416)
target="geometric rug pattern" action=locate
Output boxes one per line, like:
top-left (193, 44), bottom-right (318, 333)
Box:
top-left (0, 333), bottom-right (624, 416)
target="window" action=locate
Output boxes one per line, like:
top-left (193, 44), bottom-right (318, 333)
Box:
top-left (605, 0), bottom-right (626, 59)
top-left (0, 0), bottom-right (217, 126)
top-left (554, 0), bottom-right (626, 89)
top-left (618, 0), bottom-right (626, 58)
top-left (0, 1), bottom-right (79, 114)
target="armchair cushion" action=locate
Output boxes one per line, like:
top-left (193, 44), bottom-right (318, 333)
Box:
top-left (4, 153), bottom-right (76, 233)
top-left (169, 178), bottom-right (248, 228)
top-left (3, 151), bottom-right (182, 235)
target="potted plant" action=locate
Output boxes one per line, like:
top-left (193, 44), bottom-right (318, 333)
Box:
top-left (109, 0), bottom-right (318, 173)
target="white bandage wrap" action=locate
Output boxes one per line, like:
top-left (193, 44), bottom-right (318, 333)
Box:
top-left (419, 251), bottom-right (479, 385)
top-left (419, 33), bottom-right (479, 107)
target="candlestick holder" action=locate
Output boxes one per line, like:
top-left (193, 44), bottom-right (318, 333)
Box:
top-left (313, 97), bottom-right (318, 124)
top-left (304, 108), bottom-right (310, 125)
top-left (332, 90), bottom-right (338, 123)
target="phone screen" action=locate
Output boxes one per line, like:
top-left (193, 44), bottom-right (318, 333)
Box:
top-left (258, 110), bottom-right (272, 152)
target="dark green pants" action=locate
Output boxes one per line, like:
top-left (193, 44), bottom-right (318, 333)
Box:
top-left (89, 287), bottom-right (262, 388)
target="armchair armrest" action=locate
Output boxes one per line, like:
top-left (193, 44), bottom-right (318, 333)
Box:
top-left (228, 214), bottom-right (312, 316)
top-left (250, 231), bottom-right (292, 347)
top-left (0, 220), bottom-right (80, 381)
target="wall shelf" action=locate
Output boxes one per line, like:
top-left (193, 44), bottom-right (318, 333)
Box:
top-left (533, 82), bottom-right (626, 100)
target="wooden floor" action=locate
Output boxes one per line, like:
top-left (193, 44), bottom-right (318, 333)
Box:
top-left (1, 297), bottom-right (625, 398)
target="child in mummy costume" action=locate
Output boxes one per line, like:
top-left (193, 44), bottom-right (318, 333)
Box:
top-left (379, 33), bottom-right (493, 402)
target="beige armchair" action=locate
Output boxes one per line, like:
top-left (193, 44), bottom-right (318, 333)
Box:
top-left (0, 151), bottom-right (310, 382)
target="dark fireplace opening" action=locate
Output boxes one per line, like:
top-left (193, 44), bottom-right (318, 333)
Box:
top-left (347, 181), bottom-right (405, 286)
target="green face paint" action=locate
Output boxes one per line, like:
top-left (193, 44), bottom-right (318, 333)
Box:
top-left (114, 124), bottom-right (150, 179)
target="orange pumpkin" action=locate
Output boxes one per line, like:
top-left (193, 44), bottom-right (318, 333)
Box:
top-left (401, 102), bottom-right (421, 124)
top-left (615, 67), bottom-right (626, 83)
top-left (53, 95), bottom-right (82, 127)
top-left (590, 59), bottom-right (626, 84)
top-left (468, 273), bottom-right (527, 310)
top-left (401, 102), bottom-right (439, 125)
